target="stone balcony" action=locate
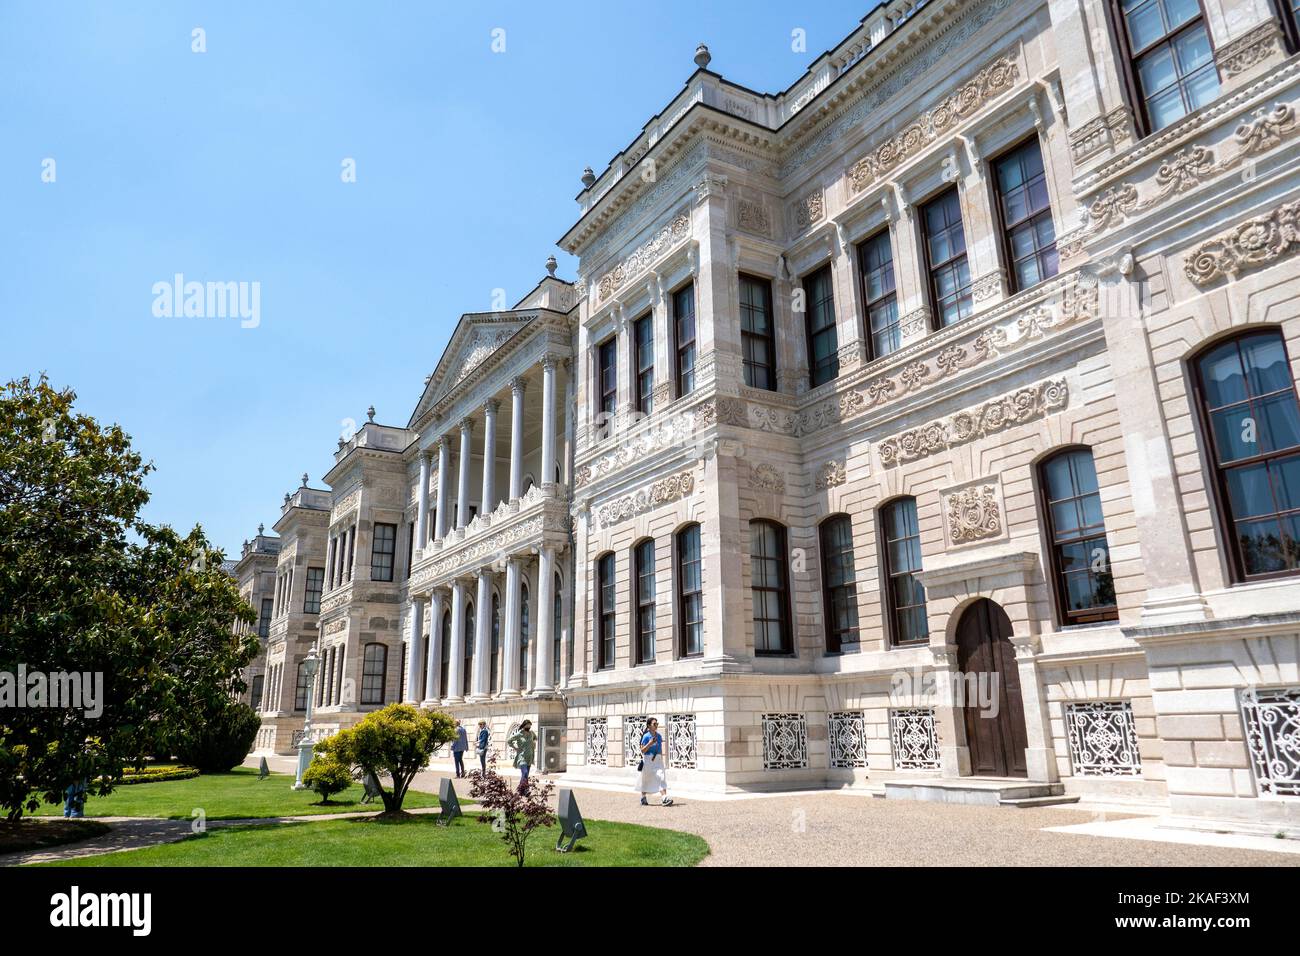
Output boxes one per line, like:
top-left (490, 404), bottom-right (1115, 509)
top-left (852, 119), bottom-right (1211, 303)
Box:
top-left (408, 484), bottom-right (571, 594)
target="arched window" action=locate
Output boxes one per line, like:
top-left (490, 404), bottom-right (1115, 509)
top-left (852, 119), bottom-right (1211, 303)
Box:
top-left (596, 553), bottom-right (616, 669)
top-left (881, 498), bottom-right (928, 646)
top-left (520, 582), bottom-right (531, 688)
top-left (1194, 329), bottom-right (1300, 580)
top-left (750, 520), bottom-right (792, 655)
top-left (553, 572), bottom-right (563, 682)
top-left (676, 524), bottom-right (703, 657)
top-left (820, 515), bottom-right (859, 652)
top-left (633, 539), bottom-right (656, 665)
top-left (1040, 447), bottom-right (1117, 623)
top-left (490, 593), bottom-right (501, 694)
top-left (463, 602), bottom-right (475, 693)
top-left (361, 643), bottom-right (387, 705)
top-left (439, 610), bottom-right (451, 699)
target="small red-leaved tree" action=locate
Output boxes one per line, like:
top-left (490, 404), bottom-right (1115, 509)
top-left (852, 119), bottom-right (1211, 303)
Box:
top-left (468, 757), bottom-right (556, 867)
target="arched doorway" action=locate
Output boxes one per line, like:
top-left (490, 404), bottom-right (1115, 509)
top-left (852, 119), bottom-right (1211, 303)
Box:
top-left (955, 599), bottom-right (1028, 778)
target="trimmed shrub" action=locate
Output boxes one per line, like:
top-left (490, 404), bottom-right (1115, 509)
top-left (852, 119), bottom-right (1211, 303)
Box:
top-left (119, 766), bottom-right (200, 785)
top-left (174, 702), bottom-right (261, 773)
top-left (302, 755), bottom-right (352, 804)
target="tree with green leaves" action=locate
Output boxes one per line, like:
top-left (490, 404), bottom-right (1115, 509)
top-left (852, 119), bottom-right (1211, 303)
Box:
top-left (0, 375), bottom-right (259, 820)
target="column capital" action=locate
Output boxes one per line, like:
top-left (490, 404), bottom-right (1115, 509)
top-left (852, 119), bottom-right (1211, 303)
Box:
top-left (510, 376), bottom-right (527, 396)
top-left (483, 398), bottom-right (501, 415)
top-left (438, 434), bottom-right (453, 451)
top-left (459, 417), bottom-right (475, 435)
top-left (541, 352), bottom-right (560, 373)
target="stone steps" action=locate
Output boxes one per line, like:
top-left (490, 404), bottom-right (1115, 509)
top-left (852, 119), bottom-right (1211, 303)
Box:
top-left (883, 777), bottom-right (1077, 807)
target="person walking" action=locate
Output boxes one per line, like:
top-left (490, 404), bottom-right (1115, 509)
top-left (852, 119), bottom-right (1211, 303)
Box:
top-left (452, 720), bottom-right (468, 778)
top-left (638, 717), bottom-right (673, 806)
top-left (476, 720), bottom-right (490, 773)
top-left (507, 720), bottom-right (537, 791)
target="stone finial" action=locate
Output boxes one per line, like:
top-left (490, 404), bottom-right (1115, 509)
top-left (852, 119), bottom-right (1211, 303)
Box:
top-left (694, 43), bottom-right (711, 69)
top-left (424, 374), bottom-right (432, 385)
top-left (301, 472), bottom-right (309, 487)
top-left (367, 405), bottom-right (376, 422)
top-left (545, 255), bottom-right (557, 277)
top-left (257, 523), bottom-right (264, 536)
top-left (284, 493), bottom-right (291, 505)
top-left (581, 167), bottom-right (595, 188)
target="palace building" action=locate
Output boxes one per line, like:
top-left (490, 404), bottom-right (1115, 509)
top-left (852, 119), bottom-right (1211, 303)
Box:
top-left (238, 0), bottom-right (1300, 827)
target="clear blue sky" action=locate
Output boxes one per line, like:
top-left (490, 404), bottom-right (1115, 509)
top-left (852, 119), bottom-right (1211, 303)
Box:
top-left (2, 0), bottom-right (868, 558)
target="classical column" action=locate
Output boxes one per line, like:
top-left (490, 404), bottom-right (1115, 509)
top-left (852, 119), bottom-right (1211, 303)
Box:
top-left (471, 569), bottom-right (492, 700)
top-left (415, 450), bottom-right (430, 551)
top-left (435, 437), bottom-right (450, 540)
top-left (540, 355), bottom-right (557, 488)
top-left (456, 418), bottom-right (474, 529)
top-left (446, 581), bottom-right (466, 702)
top-left (423, 590), bottom-right (444, 704)
top-left (508, 377), bottom-right (526, 500)
top-left (534, 545), bottom-right (556, 694)
top-left (501, 557), bottom-right (523, 697)
top-left (404, 597), bottom-right (425, 703)
top-left (481, 399), bottom-right (499, 514)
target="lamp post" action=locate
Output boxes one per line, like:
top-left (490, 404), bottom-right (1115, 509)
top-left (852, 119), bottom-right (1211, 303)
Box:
top-left (292, 641), bottom-right (321, 790)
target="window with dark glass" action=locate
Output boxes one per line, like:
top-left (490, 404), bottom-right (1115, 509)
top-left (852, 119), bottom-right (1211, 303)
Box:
top-left (1115, 0), bottom-right (1219, 133)
top-left (740, 274), bottom-right (777, 390)
top-left (303, 567), bottom-right (324, 614)
top-left (677, 524), bottom-right (703, 657)
top-left (1041, 448), bottom-right (1118, 623)
top-left (994, 139), bottom-right (1058, 292)
top-left (361, 643), bottom-right (387, 705)
top-left (327, 537), bottom-right (338, 589)
top-left (400, 642), bottom-right (409, 702)
top-left (598, 336), bottom-right (618, 420)
top-left (1281, 0), bottom-right (1300, 53)
top-left (819, 515), bottom-right (859, 652)
top-left (634, 313), bottom-right (655, 415)
top-left (634, 539), bottom-right (656, 664)
top-left (1195, 330), bottom-right (1300, 580)
top-left (858, 230), bottom-right (901, 360)
top-left (258, 598), bottom-right (273, 639)
top-left (553, 572), bottom-right (563, 681)
top-left (371, 522), bottom-right (396, 582)
top-left (335, 644), bottom-right (345, 703)
top-left (750, 520), bottom-right (792, 655)
top-left (440, 611), bottom-right (451, 698)
top-left (463, 603), bottom-right (475, 693)
top-left (597, 553), bottom-right (616, 669)
top-left (250, 674), bottom-right (264, 711)
top-left (922, 188), bottom-right (972, 328)
top-left (294, 661), bottom-right (309, 711)
top-left (882, 498), bottom-right (929, 646)
top-left (406, 522), bottom-right (415, 579)
top-left (520, 582), bottom-right (530, 685)
top-left (490, 593), bottom-right (501, 694)
top-left (673, 283), bottom-right (697, 397)
top-left (804, 265), bottom-right (839, 388)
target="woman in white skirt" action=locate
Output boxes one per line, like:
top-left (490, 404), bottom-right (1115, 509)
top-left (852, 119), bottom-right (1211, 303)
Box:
top-left (637, 717), bottom-right (673, 806)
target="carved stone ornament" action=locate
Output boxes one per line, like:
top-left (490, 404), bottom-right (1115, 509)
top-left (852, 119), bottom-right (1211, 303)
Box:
top-left (1184, 199), bottom-right (1300, 285)
top-left (597, 212), bottom-right (691, 302)
top-left (596, 470), bottom-right (696, 528)
top-left (792, 187), bottom-right (825, 232)
top-left (815, 459), bottom-right (847, 489)
top-left (945, 484), bottom-right (1002, 544)
top-left (1216, 20), bottom-right (1284, 79)
top-left (749, 463), bottom-right (786, 494)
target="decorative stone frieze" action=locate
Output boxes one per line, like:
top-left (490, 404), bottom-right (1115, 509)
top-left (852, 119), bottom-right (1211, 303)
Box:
top-left (791, 187), bottom-right (825, 233)
top-left (944, 482), bottom-right (1003, 544)
top-left (971, 271), bottom-right (1003, 302)
top-left (575, 401), bottom-right (717, 488)
top-left (736, 198), bottom-right (771, 236)
top-left (596, 212), bottom-right (691, 303)
top-left (1184, 199), bottom-right (1300, 285)
top-left (595, 470), bottom-right (696, 528)
top-left (1215, 20), bottom-right (1285, 80)
top-left (814, 459), bottom-right (846, 489)
top-left (748, 462), bottom-right (786, 494)
top-left (1068, 105), bottom-right (1133, 163)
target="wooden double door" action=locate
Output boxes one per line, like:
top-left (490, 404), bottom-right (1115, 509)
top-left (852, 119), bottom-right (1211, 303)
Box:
top-left (954, 599), bottom-right (1028, 778)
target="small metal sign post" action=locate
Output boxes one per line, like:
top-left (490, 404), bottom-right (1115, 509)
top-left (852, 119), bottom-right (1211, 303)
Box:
top-left (437, 777), bottom-right (462, 826)
top-left (360, 771), bottom-right (383, 803)
top-left (257, 757), bottom-right (270, 781)
top-left (555, 788), bottom-right (587, 853)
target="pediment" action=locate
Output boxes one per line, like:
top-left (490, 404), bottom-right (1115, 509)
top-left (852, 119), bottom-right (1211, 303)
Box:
top-left (408, 313), bottom-right (533, 428)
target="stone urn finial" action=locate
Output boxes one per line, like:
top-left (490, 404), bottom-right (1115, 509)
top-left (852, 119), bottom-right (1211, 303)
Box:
top-left (284, 492), bottom-right (291, 505)
top-left (694, 43), bottom-right (711, 69)
top-left (257, 523), bottom-right (264, 536)
top-left (546, 255), bottom-right (557, 277)
top-left (367, 405), bottom-right (376, 422)
top-left (301, 472), bottom-right (309, 487)
top-left (581, 166), bottom-right (595, 188)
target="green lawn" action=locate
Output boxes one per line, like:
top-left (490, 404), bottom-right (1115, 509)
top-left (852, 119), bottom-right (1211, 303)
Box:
top-left (31, 768), bottom-right (439, 820)
top-left (0, 819), bottom-right (111, 854)
top-left (36, 812), bottom-right (709, 867)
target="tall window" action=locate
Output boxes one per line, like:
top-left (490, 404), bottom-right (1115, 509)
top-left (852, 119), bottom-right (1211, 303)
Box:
top-left (250, 674), bottom-right (264, 711)
top-left (294, 661), bottom-right (310, 711)
top-left (634, 313), bottom-right (655, 415)
top-left (995, 139), bottom-right (1058, 292)
top-left (406, 523), bottom-right (415, 578)
top-left (740, 274), bottom-right (777, 390)
top-left (490, 593), bottom-right (501, 694)
top-left (1115, 0), bottom-right (1219, 133)
top-left (633, 539), bottom-right (656, 664)
top-left (1041, 448), bottom-right (1118, 623)
top-left (676, 523), bottom-right (704, 657)
top-left (750, 520), bottom-right (792, 655)
top-left (922, 188), bottom-right (972, 328)
top-left (463, 603), bottom-right (475, 693)
top-left (819, 515), bottom-right (859, 652)
top-left (303, 567), bottom-right (324, 614)
top-left (346, 527), bottom-right (355, 581)
top-left (858, 230), bottom-right (901, 360)
top-left (258, 598), bottom-right (272, 639)
top-left (598, 336), bottom-right (618, 420)
top-left (596, 553), bottom-right (616, 669)
top-left (1195, 330), bottom-right (1300, 580)
top-left (804, 265), bottom-right (839, 388)
top-left (520, 582), bottom-right (530, 687)
top-left (371, 523), bottom-right (396, 582)
top-left (328, 537), bottom-right (338, 589)
top-left (673, 283), bottom-right (697, 397)
top-left (361, 643), bottom-right (387, 705)
top-left (335, 644), bottom-right (345, 703)
top-left (553, 572), bottom-right (563, 682)
top-left (1280, 0), bottom-right (1300, 54)
top-left (882, 498), bottom-right (929, 646)
top-left (440, 610), bottom-right (451, 699)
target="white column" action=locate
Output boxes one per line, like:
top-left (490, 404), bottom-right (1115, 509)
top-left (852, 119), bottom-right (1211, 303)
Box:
top-left (404, 597), bottom-right (425, 703)
top-left (447, 581), bottom-right (466, 702)
top-left (435, 437), bottom-right (450, 540)
top-left (471, 569), bottom-right (492, 700)
top-left (423, 590), bottom-right (444, 703)
top-left (481, 399), bottom-right (499, 514)
top-left (509, 377), bottom-right (526, 499)
top-left (501, 557), bottom-right (523, 697)
top-left (415, 451), bottom-right (430, 551)
top-left (535, 545), bottom-right (556, 694)
top-left (540, 354), bottom-right (557, 488)
top-left (456, 418), bottom-right (474, 529)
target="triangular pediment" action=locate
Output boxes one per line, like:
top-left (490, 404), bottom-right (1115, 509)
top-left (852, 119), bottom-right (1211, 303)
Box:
top-left (407, 312), bottom-right (533, 428)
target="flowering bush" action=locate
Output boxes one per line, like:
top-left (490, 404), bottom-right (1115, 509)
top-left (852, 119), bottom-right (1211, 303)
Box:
top-left (467, 757), bottom-right (556, 867)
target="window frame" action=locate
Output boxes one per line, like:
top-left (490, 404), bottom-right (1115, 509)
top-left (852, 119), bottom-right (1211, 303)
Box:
top-left (802, 263), bottom-right (839, 389)
top-left (676, 523), bottom-right (704, 658)
top-left (370, 522), bottom-right (397, 582)
top-left (750, 520), bottom-right (793, 656)
top-left (880, 497), bottom-right (930, 648)
top-left (991, 135), bottom-right (1059, 296)
top-left (856, 228), bottom-right (901, 362)
top-left (739, 273), bottom-right (778, 390)
top-left (819, 514), bottom-right (859, 653)
top-left (597, 335), bottom-right (618, 421)
top-left (1108, 0), bottom-right (1220, 138)
top-left (303, 566), bottom-right (324, 614)
top-left (1038, 446), bottom-right (1120, 625)
top-left (920, 186), bottom-right (973, 330)
top-left (633, 311), bottom-right (655, 415)
top-left (672, 281), bottom-right (697, 399)
top-left (360, 642), bottom-right (387, 706)
top-left (633, 538), bottom-right (657, 665)
top-left (596, 552), bottom-right (616, 670)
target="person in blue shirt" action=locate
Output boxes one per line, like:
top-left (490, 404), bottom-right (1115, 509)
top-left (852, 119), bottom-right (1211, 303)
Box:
top-left (637, 717), bottom-right (673, 807)
top-left (451, 720), bottom-right (468, 778)
top-left (476, 720), bottom-right (490, 773)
